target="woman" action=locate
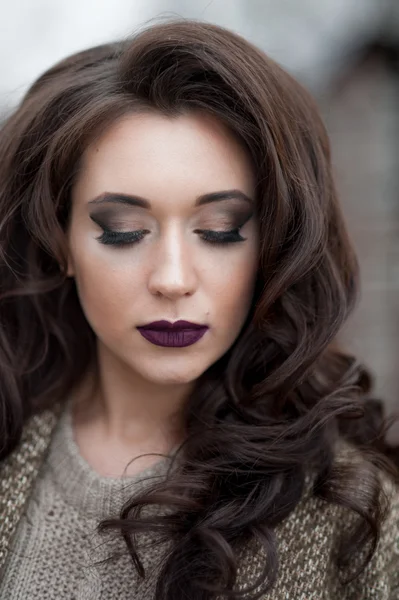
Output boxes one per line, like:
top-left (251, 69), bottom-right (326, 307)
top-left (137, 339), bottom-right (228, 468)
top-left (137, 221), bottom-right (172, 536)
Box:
top-left (0, 19), bottom-right (398, 600)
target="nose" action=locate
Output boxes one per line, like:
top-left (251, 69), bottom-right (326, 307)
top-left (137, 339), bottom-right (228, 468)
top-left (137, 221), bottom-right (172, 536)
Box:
top-left (147, 228), bottom-right (198, 300)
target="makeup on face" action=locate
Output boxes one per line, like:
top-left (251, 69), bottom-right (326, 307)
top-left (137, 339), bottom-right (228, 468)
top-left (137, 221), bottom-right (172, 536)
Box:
top-left (136, 320), bottom-right (209, 348)
top-left (85, 190), bottom-right (254, 348)
top-left (67, 110), bottom-right (259, 386)
top-left (88, 190), bottom-right (255, 248)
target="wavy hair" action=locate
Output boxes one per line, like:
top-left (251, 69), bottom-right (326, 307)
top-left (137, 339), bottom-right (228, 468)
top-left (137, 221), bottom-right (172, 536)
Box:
top-left (0, 19), bottom-right (395, 599)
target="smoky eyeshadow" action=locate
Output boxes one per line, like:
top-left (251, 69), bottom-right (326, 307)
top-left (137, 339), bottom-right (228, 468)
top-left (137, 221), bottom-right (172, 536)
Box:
top-left (89, 208), bottom-right (142, 231)
top-left (197, 205), bottom-right (254, 231)
top-left (88, 202), bottom-right (254, 231)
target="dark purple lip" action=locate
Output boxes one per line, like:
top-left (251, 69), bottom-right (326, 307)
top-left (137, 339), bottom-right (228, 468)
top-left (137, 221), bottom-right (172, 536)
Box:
top-left (137, 320), bottom-right (209, 348)
top-left (138, 320), bottom-right (206, 331)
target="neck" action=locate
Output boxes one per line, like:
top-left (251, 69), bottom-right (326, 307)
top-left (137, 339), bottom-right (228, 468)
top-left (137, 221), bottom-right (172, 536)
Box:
top-left (71, 342), bottom-right (190, 451)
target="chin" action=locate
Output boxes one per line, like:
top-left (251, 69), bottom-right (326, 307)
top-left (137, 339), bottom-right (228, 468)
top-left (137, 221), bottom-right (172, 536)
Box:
top-left (136, 361), bottom-right (209, 386)
top-left (145, 370), bottom-right (202, 386)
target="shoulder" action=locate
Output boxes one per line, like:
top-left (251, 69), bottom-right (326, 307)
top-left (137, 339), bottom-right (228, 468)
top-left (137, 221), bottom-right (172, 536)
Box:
top-left (0, 403), bottom-right (63, 571)
top-left (237, 450), bottom-right (399, 599)
top-left (0, 402), bottom-right (63, 479)
top-left (284, 471), bottom-right (399, 598)
top-left (329, 470), bottom-right (399, 599)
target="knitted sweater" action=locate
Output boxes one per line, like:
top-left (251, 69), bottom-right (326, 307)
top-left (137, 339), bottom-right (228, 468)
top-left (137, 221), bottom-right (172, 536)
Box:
top-left (0, 400), bottom-right (177, 599)
top-left (1, 401), bottom-right (399, 599)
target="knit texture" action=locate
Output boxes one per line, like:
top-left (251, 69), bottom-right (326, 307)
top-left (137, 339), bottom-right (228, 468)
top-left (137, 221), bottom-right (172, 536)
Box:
top-left (0, 400), bottom-right (176, 599)
top-left (1, 401), bottom-right (399, 599)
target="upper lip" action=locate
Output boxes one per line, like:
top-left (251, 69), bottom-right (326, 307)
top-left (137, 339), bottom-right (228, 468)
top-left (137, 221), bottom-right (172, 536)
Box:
top-left (137, 320), bottom-right (208, 331)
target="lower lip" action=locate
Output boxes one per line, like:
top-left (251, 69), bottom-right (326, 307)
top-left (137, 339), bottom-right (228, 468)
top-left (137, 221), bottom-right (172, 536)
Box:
top-left (137, 327), bottom-right (208, 348)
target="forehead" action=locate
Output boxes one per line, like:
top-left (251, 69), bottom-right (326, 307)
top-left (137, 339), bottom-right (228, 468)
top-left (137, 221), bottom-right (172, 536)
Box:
top-left (72, 111), bottom-right (255, 205)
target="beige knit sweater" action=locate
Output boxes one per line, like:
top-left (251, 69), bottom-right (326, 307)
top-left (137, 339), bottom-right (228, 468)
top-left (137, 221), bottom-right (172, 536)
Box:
top-left (1, 401), bottom-right (399, 599)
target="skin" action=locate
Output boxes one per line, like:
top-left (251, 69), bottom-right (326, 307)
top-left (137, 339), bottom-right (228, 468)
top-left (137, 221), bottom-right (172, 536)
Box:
top-left (67, 110), bottom-right (259, 476)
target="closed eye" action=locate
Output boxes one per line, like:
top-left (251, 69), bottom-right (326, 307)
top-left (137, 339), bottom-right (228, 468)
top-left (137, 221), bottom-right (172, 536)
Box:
top-left (91, 208), bottom-right (253, 247)
top-left (194, 228), bottom-right (246, 244)
top-left (96, 229), bottom-right (150, 246)
top-left (96, 228), bottom-right (246, 246)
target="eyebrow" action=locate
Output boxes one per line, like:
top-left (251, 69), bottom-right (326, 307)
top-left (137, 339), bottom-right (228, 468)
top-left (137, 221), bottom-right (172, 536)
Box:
top-left (88, 189), bottom-right (253, 209)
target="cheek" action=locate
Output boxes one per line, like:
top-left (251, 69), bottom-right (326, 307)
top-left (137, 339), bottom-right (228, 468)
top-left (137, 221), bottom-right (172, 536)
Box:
top-left (207, 249), bottom-right (258, 323)
top-left (70, 248), bottom-right (139, 334)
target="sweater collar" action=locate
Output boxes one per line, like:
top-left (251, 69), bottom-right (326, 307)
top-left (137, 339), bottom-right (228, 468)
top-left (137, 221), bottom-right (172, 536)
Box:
top-left (46, 399), bottom-right (175, 518)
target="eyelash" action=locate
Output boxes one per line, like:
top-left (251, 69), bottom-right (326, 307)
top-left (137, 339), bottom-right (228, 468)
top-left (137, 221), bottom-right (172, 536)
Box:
top-left (194, 228), bottom-right (246, 244)
top-left (96, 228), bottom-right (246, 246)
top-left (96, 230), bottom-right (149, 246)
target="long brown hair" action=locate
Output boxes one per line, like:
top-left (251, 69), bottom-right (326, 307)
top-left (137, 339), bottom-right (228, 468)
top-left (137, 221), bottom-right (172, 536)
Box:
top-left (0, 19), bottom-right (394, 599)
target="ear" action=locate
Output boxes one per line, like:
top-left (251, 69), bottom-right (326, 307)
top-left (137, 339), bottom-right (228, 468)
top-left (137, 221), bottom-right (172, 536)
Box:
top-left (66, 254), bottom-right (75, 278)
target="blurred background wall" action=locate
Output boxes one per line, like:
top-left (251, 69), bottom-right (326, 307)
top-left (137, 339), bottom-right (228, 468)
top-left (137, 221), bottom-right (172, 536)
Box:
top-left (1, 0), bottom-right (398, 437)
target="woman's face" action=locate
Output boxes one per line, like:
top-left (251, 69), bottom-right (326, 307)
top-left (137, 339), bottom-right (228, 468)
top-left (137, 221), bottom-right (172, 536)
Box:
top-left (68, 111), bottom-right (259, 386)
